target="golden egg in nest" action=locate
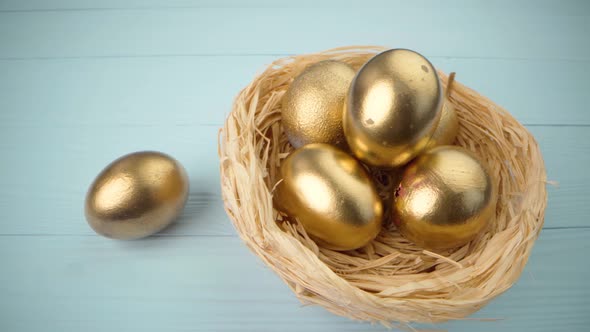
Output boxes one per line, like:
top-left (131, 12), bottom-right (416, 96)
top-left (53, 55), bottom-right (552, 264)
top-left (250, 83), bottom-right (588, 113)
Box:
top-left (281, 60), bottom-right (355, 149)
top-left (426, 99), bottom-right (459, 149)
top-left (393, 146), bottom-right (497, 250)
top-left (85, 151), bottom-right (189, 240)
top-left (344, 49), bottom-right (443, 167)
top-left (275, 144), bottom-right (383, 251)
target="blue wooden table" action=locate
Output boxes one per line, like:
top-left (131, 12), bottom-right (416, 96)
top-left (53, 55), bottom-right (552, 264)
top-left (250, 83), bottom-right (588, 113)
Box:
top-left (1, 1), bottom-right (589, 331)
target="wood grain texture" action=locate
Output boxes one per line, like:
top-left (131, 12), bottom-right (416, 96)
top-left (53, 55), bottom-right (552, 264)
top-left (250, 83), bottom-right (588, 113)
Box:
top-left (1, 0), bottom-right (587, 12)
top-left (0, 4), bottom-right (589, 60)
top-left (0, 124), bottom-right (587, 235)
top-left (0, 57), bottom-right (588, 233)
top-left (0, 229), bottom-right (588, 332)
top-left (1, 57), bottom-right (589, 126)
top-left (0, 1), bottom-right (588, 331)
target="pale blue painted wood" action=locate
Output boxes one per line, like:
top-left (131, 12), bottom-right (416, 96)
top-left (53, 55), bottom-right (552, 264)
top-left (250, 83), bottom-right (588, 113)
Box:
top-left (0, 56), bottom-right (588, 234)
top-left (1, 0), bottom-right (587, 12)
top-left (0, 124), bottom-right (588, 235)
top-left (0, 230), bottom-right (588, 332)
top-left (1, 57), bottom-right (589, 126)
top-left (0, 1), bottom-right (589, 331)
top-left (0, 5), bottom-right (589, 60)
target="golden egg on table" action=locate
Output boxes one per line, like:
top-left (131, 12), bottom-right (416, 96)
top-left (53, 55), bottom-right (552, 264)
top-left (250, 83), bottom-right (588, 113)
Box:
top-left (281, 60), bottom-right (355, 148)
top-left (275, 143), bottom-right (383, 251)
top-left (426, 99), bottom-right (460, 149)
top-left (344, 49), bottom-right (443, 167)
top-left (393, 146), bottom-right (497, 250)
top-left (85, 151), bottom-right (189, 240)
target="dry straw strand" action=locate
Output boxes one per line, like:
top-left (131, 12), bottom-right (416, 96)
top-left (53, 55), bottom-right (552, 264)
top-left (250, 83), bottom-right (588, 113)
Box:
top-left (219, 46), bottom-right (547, 328)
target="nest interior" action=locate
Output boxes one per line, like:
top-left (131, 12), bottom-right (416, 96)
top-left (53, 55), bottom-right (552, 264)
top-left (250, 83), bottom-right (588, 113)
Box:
top-left (219, 46), bottom-right (547, 327)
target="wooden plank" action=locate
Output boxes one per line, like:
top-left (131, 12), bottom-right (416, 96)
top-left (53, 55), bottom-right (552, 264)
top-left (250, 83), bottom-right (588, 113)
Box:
top-left (0, 5), bottom-right (588, 60)
top-left (0, 229), bottom-right (588, 331)
top-left (0, 3), bottom-right (586, 332)
top-left (0, 0), bottom-right (586, 10)
top-left (1, 56), bottom-right (589, 127)
top-left (0, 125), bottom-right (226, 236)
top-left (1, 0), bottom-right (587, 12)
top-left (530, 126), bottom-right (590, 229)
top-left (0, 123), bottom-right (586, 235)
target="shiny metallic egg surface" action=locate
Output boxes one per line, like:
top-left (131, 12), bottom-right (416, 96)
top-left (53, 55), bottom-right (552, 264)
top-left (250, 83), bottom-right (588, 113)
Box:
top-left (85, 151), bottom-right (189, 240)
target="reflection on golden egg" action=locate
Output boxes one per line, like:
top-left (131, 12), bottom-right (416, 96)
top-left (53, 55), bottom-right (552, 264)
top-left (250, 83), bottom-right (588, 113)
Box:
top-left (393, 146), bottom-right (497, 250)
top-left (275, 144), bottom-right (383, 251)
top-left (344, 49), bottom-right (443, 167)
top-left (426, 99), bottom-right (459, 148)
top-left (85, 151), bottom-right (189, 240)
top-left (282, 60), bottom-right (355, 148)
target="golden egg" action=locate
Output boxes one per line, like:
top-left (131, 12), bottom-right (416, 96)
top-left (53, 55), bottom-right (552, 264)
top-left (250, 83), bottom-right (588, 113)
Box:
top-left (344, 49), bottom-right (443, 167)
top-left (426, 99), bottom-right (459, 149)
top-left (85, 151), bottom-right (189, 240)
top-left (281, 60), bottom-right (355, 148)
top-left (393, 146), bottom-right (497, 250)
top-left (275, 144), bottom-right (383, 251)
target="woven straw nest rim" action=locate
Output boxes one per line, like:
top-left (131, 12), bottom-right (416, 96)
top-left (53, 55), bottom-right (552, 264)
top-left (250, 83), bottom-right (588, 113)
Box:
top-left (218, 46), bottom-right (547, 328)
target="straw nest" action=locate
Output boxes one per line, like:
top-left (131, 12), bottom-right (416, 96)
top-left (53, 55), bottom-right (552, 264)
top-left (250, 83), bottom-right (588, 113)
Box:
top-left (218, 46), bottom-right (547, 328)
